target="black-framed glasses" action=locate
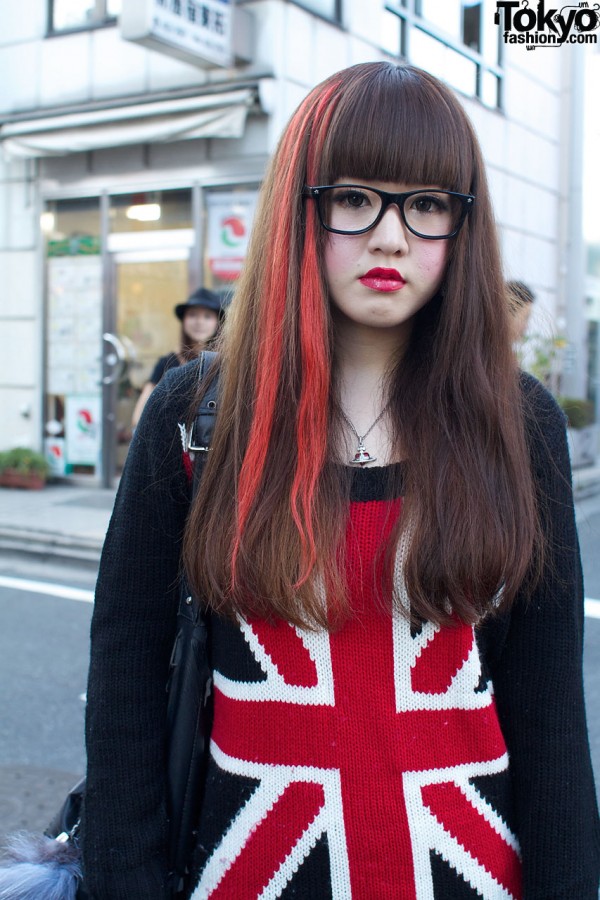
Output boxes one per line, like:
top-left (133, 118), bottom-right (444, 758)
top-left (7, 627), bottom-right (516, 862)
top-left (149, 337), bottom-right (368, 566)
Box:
top-left (303, 184), bottom-right (475, 239)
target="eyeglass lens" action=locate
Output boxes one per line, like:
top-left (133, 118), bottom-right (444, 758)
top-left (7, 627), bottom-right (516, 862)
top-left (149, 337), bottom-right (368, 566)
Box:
top-left (319, 187), bottom-right (465, 237)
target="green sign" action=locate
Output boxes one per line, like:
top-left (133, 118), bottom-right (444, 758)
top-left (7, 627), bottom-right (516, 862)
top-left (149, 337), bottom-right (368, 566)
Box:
top-left (47, 235), bottom-right (101, 257)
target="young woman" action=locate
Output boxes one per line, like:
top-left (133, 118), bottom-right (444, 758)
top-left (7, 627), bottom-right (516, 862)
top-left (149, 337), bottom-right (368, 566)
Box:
top-left (81, 62), bottom-right (599, 899)
top-left (131, 286), bottom-right (223, 428)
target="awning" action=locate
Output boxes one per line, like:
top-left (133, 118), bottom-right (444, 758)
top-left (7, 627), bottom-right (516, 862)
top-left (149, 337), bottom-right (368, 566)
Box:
top-left (0, 88), bottom-right (255, 159)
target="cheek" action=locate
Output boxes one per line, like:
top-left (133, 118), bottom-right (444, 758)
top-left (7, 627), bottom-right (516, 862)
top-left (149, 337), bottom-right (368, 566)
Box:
top-left (417, 242), bottom-right (449, 281)
top-left (323, 236), bottom-right (356, 286)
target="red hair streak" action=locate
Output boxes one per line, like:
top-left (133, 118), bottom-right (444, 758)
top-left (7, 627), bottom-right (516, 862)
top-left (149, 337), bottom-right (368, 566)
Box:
top-left (232, 83), bottom-right (340, 589)
top-left (291, 87), bottom-right (340, 584)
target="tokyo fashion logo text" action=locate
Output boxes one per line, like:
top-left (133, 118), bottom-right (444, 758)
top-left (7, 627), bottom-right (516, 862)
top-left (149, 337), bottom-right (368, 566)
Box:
top-left (494, 1), bottom-right (599, 49)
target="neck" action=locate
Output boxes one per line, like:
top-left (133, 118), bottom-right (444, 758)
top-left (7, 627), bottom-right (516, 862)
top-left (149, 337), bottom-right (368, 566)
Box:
top-left (334, 318), bottom-right (408, 400)
top-left (332, 320), bottom-right (406, 465)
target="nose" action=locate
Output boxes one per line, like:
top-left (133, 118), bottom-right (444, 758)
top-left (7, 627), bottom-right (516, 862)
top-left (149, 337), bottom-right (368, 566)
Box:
top-left (366, 203), bottom-right (410, 255)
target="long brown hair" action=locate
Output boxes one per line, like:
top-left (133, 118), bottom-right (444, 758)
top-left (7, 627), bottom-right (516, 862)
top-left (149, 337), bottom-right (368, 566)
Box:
top-left (183, 62), bottom-right (541, 629)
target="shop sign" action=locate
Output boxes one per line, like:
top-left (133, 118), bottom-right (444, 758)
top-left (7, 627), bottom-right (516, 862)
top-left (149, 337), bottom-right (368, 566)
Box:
top-left (65, 396), bottom-right (101, 467)
top-left (207, 191), bottom-right (257, 281)
top-left (121, 0), bottom-right (234, 68)
top-left (47, 235), bottom-right (101, 257)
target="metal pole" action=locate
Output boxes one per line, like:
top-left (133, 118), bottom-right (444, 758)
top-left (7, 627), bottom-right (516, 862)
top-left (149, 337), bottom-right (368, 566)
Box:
top-left (100, 191), bottom-right (116, 489)
top-left (560, 46), bottom-right (587, 398)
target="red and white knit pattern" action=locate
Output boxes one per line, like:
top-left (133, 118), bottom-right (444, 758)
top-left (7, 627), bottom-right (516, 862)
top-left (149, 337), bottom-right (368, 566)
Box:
top-left (191, 498), bottom-right (522, 899)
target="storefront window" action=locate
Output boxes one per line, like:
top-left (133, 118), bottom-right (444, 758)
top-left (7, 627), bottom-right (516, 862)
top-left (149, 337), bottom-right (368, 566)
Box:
top-left (44, 196), bottom-right (101, 256)
top-left (110, 189), bottom-right (192, 233)
top-left (50, 0), bottom-right (121, 32)
top-left (41, 185), bottom-right (259, 482)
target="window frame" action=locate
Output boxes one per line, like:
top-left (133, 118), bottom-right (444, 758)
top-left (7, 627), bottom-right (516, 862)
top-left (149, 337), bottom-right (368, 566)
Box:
top-left (385, 0), bottom-right (504, 109)
top-left (288, 0), bottom-right (342, 26)
top-left (48, 0), bottom-right (119, 36)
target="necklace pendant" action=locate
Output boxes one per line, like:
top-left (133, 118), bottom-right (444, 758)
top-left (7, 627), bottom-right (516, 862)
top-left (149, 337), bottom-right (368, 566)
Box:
top-left (349, 441), bottom-right (376, 466)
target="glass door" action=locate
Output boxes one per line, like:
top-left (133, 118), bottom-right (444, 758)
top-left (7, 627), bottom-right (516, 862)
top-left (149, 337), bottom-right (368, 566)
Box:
top-left (102, 246), bottom-right (191, 486)
top-left (43, 198), bottom-right (103, 482)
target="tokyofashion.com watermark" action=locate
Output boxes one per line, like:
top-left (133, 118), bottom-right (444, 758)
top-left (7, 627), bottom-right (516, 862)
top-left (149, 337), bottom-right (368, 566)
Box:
top-left (494, 1), bottom-right (599, 49)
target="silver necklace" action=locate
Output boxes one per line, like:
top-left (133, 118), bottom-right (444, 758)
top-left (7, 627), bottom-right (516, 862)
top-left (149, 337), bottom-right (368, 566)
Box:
top-left (339, 401), bottom-right (391, 466)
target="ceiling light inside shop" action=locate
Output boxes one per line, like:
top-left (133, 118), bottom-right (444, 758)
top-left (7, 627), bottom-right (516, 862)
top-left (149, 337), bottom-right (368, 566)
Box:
top-left (40, 212), bottom-right (56, 233)
top-left (126, 203), bottom-right (161, 222)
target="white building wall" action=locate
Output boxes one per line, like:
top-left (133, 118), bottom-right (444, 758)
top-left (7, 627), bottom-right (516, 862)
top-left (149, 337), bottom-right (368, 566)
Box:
top-left (457, 49), bottom-right (564, 343)
top-left (0, 0), bottom-right (586, 451)
top-left (0, 155), bottom-right (44, 449)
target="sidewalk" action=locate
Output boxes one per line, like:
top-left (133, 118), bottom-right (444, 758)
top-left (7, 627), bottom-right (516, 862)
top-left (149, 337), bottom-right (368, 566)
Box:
top-left (0, 480), bottom-right (116, 568)
top-left (1, 459), bottom-right (600, 568)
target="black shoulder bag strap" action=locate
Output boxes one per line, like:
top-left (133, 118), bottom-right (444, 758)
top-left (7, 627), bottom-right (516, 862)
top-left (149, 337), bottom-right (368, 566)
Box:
top-left (186, 349), bottom-right (219, 457)
top-left (166, 350), bottom-right (219, 896)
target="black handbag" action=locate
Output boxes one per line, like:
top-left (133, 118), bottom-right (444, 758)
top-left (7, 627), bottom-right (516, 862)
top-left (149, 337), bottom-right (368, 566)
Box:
top-left (165, 586), bottom-right (213, 896)
top-left (0, 352), bottom-right (220, 900)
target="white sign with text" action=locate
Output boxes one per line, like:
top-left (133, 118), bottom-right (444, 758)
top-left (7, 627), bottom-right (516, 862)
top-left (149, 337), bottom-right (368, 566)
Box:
top-left (122, 0), bottom-right (233, 68)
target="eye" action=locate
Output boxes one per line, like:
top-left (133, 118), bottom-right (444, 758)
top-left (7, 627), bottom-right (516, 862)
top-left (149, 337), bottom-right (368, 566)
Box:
top-left (332, 188), bottom-right (372, 209)
top-left (410, 193), bottom-right (448, 214)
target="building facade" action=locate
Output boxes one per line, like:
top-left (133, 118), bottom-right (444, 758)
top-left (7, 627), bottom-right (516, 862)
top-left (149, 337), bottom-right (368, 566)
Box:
top-left (0, 0), bottom-right (590, 484)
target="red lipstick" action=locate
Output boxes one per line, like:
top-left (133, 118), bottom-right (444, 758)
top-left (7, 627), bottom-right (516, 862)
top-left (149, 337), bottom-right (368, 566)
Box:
top-left (359, 267), bottom-right (406, 293)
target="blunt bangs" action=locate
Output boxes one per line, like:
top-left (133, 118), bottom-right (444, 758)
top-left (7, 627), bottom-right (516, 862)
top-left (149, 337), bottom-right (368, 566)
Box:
top-left (317, 63), bottom-right (475, 194)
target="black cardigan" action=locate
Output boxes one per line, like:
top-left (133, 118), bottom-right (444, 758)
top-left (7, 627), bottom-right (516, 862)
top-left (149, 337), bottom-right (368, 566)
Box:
top-left (81, 361), bottom-right (600, 899)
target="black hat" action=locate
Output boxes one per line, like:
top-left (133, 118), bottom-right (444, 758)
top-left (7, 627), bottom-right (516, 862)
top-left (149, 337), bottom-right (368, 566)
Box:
top-left (175, 287), bottom-right (224, 320)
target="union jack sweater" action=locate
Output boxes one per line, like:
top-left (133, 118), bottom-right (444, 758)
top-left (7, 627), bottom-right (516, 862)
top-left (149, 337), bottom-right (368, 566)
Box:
top-left (81, 362), bottom-right (600, 900)
top-left (190, 484), bottom-right (521, 900)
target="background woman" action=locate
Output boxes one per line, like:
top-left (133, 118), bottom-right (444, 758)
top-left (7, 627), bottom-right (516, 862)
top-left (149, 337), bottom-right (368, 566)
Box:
top-left (131, 286), bottom-right (223, 428)
top-left (82, 62), bottom-right (599, 899)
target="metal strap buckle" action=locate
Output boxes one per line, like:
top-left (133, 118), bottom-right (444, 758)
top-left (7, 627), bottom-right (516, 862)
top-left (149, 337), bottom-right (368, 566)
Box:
top-left (187, 440), bottom-right (210, 452)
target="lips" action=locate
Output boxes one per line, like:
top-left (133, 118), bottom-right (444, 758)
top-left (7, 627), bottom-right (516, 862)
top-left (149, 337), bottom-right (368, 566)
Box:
top-left (359, 267), bottom-right (406, 293)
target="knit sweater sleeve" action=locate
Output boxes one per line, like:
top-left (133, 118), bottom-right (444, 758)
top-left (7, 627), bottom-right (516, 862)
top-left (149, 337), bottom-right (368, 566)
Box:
top-left (483, 375), bottom-right (600, 899)
top-left (80, 363), bottom-right (198, 899)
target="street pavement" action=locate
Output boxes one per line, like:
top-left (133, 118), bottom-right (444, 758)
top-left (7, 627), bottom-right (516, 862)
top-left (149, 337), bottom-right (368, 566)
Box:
top-left (0, 479), bottom-right (113, 843)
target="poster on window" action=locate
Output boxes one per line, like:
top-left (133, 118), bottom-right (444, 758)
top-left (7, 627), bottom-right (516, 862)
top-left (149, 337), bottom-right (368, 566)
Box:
top-left (206, 191), bottom-right (257, 281)
top-left (47, 257), bottom-right (103, 396)
top-left (65, 395), bottom-right (101, 466)
top-left (44, 438), bottom-right (67, 477)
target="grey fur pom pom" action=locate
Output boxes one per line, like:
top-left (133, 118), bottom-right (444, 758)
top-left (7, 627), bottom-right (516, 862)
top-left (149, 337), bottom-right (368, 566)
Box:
top-left (0, 832), bottom-right (81, 900)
